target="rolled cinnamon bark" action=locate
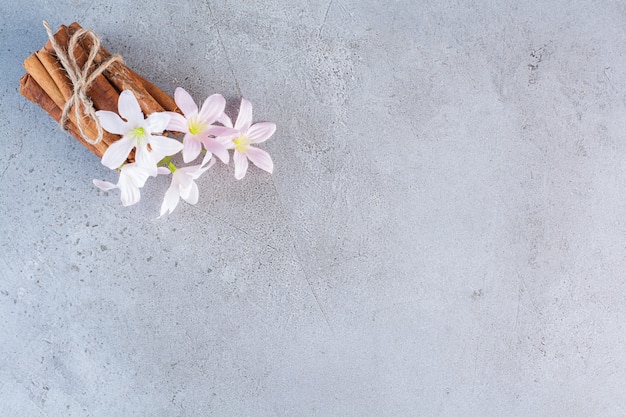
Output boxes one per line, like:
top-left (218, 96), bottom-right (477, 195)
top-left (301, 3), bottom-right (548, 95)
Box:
top-left (25, 51), bottom-right (119, 149)
top-left (66, 23), bottom-right (166, 115)
top-left (19, 74), bottom-right (108, 158)
top-left (20, 22), bottom-right (173, 165)
top-left (68, 22), bottom-right (178, 113)
top-left (23, 53), bottom-right (66, 108)
top-left (133, 73), bottom-right (178, 112)
top-left (43, 25), bottom-right (120, 114)
top-left (41, 25), bottom-right (122, 150)
top-left (35, 49), bottom-right (72, 102)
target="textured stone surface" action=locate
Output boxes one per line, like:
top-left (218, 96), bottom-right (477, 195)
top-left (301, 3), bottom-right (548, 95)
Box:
top-left (2, 0), bottom-right (626, 415)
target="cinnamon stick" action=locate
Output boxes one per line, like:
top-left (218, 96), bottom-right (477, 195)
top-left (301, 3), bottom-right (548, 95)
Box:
top-left (19, 74), bottom-right (107, 158)
top-left (68, 22), bottom-right (178, 113)
top-left (21, 22), bottom-right (173, 165)
top-left (43, 25), bottom-right (120, 114)
top-left (23, 53), bottom-right (65, 108)
top-left (41, 25), bottom-right (120, 150)
top-left (133, 73), bottom-right (178, 112)
top-left (35, 49), bottom-right (72, 102)
top-left (26, 50), bottom-right (119, 149)
top-left (67, 23), bottom-right (165, 115)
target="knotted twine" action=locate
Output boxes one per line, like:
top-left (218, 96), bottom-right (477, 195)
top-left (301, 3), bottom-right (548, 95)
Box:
top-left (43, 20), bottom-right (123, 145)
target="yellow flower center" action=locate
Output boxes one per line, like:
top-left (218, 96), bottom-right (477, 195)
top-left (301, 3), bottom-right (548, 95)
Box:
top-left (131, 126), bottom-right (145, 137)
top-left (233, 134), bottom-right (251, 153)
top-left (129, 126), bottom-right (147, 145)
top-left (188, 117), bottom-right (206, 136)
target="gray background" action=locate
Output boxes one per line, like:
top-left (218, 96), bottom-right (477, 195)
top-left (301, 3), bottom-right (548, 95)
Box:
top-left (2, 0), bottom-right (626, 415)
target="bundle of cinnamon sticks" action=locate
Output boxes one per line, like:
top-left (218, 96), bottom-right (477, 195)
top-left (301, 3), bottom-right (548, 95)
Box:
top-left (19, 22), bottom-right (179, 160)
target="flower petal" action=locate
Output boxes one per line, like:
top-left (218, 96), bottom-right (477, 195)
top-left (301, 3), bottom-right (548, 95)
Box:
top-left (118, 90), bottom-right (143, 125)
top-left (123, 164), bottom-right (151, 187)
top-left (150, 136), bottom-right (185, 160)
top-left (183, 161), bottom-right (212, 181)
top-left (118, 173), bottom-right (141, 206)
top-left (201, 138), bottom-right (229, 164)
top-left (181, 181), bottom-right (199, 205)
top-left (234, 98), bottom-right (253, 132)
top-left (157, 167), bottom-right (171, 176)
top-left (159, 183), bottom-right (180, 217)
top-left (93, 179), bottom-right (117, 191)
top-left (217, 112), bottom-right (233, 128)
top-left (247, 122), bottom-right (276, 144)
top-left (198, 94), bottom-right (226, 124)
top-left (96, 111), bottom-right (127, 135)
top-left (234, 150), bottom-right (249, 180)
top-left (246, 147), bottom-right (273, 174)
top-left (215, 135), bottom-right (235, 149)
top-left (135, 145), bottom-right (157, 176)
top-left (165, 112), bottom-right (189, 133)
top-left (182, 134), bottom-right (202, 163)
top-left (175, 171), bottom-right (194, 190)
top-left (206, 125), bottom-right (238, 138)
top-left (101, 136), bottom-right (134, 169)
top-left (120, 186), bottom-right (140, 206)
top-left (145, 112), bottom-right (170, 134)
top-left (174, 87), bottom-right (198, 117)
top-left (192, 165), bottom-right (211, 180)
top-left (201, 152), bottom-right (216, 168)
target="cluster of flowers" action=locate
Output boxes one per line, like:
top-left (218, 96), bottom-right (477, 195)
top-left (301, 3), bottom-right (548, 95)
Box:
top-left (93, 88), bottom-right (276, 216)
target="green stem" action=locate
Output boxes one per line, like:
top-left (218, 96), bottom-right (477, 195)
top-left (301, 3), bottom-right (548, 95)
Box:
top-left (158, 155), bottom-right (172, 166)
top-left (157, 155), bottom-right (177, 173)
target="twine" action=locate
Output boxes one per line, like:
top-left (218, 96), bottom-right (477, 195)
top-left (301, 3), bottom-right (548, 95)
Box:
top-left (43, 20), bottom-right (123, 145)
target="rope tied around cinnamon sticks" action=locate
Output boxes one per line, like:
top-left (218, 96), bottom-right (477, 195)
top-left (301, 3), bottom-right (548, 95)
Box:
top-left (43, 20), bottom-right (124, 145)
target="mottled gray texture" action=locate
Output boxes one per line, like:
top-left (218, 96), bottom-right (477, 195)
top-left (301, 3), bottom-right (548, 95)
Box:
top-left (2, 0), bottom-right (626, 415)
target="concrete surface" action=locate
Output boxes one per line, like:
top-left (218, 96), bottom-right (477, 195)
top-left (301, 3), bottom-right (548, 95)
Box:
top-left (2, 0), bottom-right (626, 415)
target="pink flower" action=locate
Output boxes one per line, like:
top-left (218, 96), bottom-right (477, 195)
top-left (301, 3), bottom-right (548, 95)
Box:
top-left (166, 88), bottom-right (237, 164)
top-left (217, 98), bottom-right (275, 180)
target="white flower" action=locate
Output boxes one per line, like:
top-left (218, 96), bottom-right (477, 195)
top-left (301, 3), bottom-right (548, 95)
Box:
top-left (96, 90), bottom-right (183, 175)
top-left (93, 163), bottom-right (152, 207)
top-left (159, 153), bottom-right (215, 217)
top-left (216, 98), bottom-right (275, 180)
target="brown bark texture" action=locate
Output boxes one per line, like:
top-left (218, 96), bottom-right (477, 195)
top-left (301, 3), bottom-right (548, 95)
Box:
top-left (19, 22), bottom-right (179, 161)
